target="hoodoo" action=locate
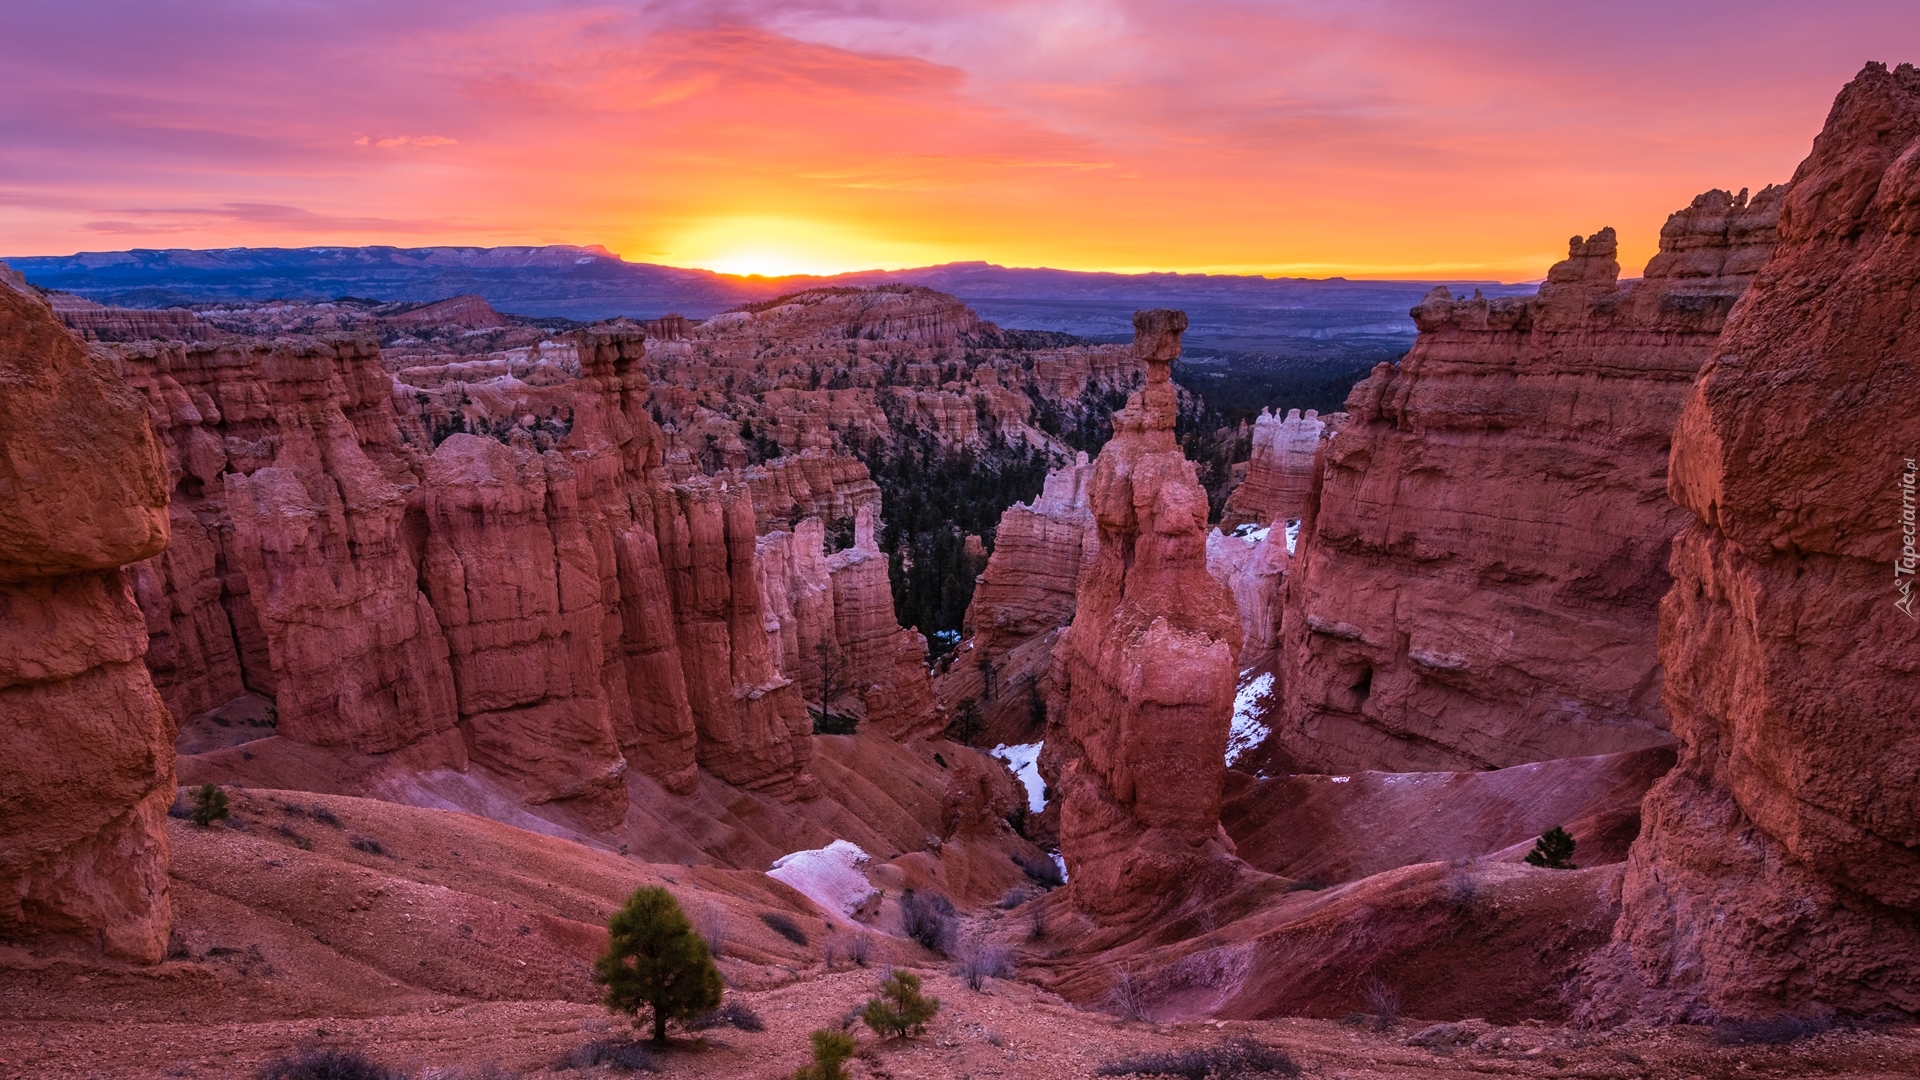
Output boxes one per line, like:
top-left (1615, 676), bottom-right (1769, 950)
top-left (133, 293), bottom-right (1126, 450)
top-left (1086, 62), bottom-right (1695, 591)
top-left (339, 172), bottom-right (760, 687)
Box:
top-left (0, 269), bottom-right (176, 961)
top-left (1048, 309), bottom-right (1246, 920)
top-left (1580, 61), bottom-right (1920, 1024)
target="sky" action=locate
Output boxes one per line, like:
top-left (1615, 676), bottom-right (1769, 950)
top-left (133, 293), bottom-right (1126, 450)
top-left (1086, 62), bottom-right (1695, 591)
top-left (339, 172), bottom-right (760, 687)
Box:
top-left (4, 1), bottom-right (1919, 280)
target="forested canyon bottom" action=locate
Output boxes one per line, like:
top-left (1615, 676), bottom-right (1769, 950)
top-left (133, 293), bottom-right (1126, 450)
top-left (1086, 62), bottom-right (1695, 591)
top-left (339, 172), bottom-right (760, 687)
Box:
top-left (3, 63), bottom-right (1920, 1080)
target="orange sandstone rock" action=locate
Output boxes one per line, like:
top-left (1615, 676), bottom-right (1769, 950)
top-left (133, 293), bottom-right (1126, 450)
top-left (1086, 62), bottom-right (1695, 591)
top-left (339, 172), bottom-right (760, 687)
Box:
top-left (1049, 310), bottom-right (1247, 920)
top-left (1580, 62), bottom-right (1920, 1024)
top-left (0, 267), bottom-right (175, 962)
top-left (1278, 186), bottom-right (1782, 773)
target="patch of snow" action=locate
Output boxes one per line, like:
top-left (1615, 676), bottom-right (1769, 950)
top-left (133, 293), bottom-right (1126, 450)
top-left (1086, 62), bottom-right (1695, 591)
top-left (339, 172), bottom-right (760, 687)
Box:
top-left (767, 840), bottom-right (881, 921)
top-left (1230, 522), bottom-right (1271, 545)
top-left (1330, 775), bottom-right (1351, 783)
top-left (1285, 519), bottom-right (1302, 555)
top-left (1227, 671), bottom-right (1275, 768)
top-left (1052, 852), bottom-right (1069, 882)
top-left (991, 742), bottom-right (1046, 812)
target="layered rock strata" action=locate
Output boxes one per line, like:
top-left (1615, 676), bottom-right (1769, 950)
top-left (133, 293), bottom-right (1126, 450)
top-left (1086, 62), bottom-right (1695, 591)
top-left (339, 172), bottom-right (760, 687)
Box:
top-left (1579, 62), bottom-right (1920, 1024)
top-left (1220, 408), bottom-right (1328, 529)
top-left (1048, 310), bottom-right (1246, 919)
top-left (0, 268), bottom-right (176, 961)
top-left (1278, 186), bottom-right (1783, 773)
top-left (936, 454), bottom-right (1101, 744)
top-left (114, 328), bottom-right (837, 813)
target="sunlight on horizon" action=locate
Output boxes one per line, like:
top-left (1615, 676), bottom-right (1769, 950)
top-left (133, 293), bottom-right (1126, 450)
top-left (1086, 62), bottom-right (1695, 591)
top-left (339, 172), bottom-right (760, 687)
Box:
top-left (654, 215), bottom-right (944, 279)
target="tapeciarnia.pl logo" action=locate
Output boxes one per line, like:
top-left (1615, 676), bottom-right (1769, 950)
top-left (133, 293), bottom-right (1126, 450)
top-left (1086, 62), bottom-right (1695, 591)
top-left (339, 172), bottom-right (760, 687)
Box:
top-left (1898, 457), bottom-right (1918, 620)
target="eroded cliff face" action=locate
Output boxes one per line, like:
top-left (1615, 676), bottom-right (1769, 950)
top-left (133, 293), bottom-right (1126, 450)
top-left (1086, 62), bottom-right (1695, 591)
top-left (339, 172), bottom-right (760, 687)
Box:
top-left (1220, 408), bottom-right (1330, 530)
top-left (1048, 310), bottom-right (1246, 920)
top-left (1277, 187), bottom-right (1783, 774)
top-left (0, 269), bottom-right (175, 961)
top-left (936, 454), bottom-right (1099, 745)
top-left (1579, 62), bottom-right (1920, 1024)
top-left (114, 326), bottom-right (847, 815)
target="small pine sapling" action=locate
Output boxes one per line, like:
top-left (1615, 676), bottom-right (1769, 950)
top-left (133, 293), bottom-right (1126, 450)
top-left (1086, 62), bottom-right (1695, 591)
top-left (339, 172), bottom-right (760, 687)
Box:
top-left (188, 784), bottom-right (229, 827)
top-left (1524, 826), bottom-right (1577, 870)
top-left (792, 1029), bottom-right (857, 1080)
top-left (861, 970), bottom-right (940, 1038)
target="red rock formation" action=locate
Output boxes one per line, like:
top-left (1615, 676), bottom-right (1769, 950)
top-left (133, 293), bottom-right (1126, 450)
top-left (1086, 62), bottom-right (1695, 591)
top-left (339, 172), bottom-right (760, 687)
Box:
top-left (1579, 63), bottom-right (1920, 1024)
top-left (418, 436), bottom-right (627, 822)
top-left (43, 291), bottom-right (203, 342)
top-left (735, 450), bottom-right (881, 533)
top-left (828, 507), bottom-right (938, 741)
top-left (220, 338), bottom-right (462, 757)
top-left (756, 510), bottom-right (937, 742)
top-left (1049, 310), bottom-right (1246, 920)
top-left (1206, 523), bottom-right (1290, 661)
top-left (935, 454), bottom-right (1100, 745)
top-left (0, 268), bottom-right (175, 961)
top-left (1220, 408), bottom-right (1329, 529)
top-left (1278, 186), bottom-right (1783, 774)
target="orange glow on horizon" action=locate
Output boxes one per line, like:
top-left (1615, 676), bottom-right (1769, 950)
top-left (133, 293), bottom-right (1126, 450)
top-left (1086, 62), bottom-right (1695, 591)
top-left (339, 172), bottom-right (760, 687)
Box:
top-left (4, 5), bottom-right (1917, 283)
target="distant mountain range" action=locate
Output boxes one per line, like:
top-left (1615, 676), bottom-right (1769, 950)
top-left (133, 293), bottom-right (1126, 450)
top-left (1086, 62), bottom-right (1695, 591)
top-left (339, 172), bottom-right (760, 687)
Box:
top-left (4, 244), bottom-right (1536, 355)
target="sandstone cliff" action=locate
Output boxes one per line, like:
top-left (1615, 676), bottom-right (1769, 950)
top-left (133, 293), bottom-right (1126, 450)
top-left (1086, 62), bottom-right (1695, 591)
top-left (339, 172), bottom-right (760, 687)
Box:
top-left (936, 454), bottom-right (1100, 746)
top-left (1048, 310), bottom-right (1246, 920)
top-left (1219, 408), bottom-right (1329, 530)
top-left (1579, 62), bottom-right (1920, 1024)
top-left (1277, 186), bottom-right (1783, 773)
top-left (0, 267), bottom-right (176, 961)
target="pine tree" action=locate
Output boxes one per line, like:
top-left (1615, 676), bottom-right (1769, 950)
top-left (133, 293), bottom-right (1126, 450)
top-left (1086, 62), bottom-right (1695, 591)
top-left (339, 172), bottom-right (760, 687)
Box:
top-left (188, 783), bottom-right (229, 828)
top-left (593, 886), bottom-right (724, 1044)
top-left (1524, 826), bottom-right (1577, 870)
top-left (792, 1029), bottom-right (857, 1080)
top-left (861, 970), bottom-right (940, 1038)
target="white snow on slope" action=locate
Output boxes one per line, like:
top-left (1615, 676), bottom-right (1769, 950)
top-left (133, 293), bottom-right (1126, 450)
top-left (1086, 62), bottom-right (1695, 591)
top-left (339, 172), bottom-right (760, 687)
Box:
top-left (991, 742), bottom-right (1046, 812)
top-left (768, 840), bottom-right (880, 920)
top-left (1227, 671), bottom-right (1275, 768)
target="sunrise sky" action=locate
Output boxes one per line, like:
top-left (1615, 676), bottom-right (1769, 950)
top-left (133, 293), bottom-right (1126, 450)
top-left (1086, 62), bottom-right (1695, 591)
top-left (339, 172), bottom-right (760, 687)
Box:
top-left (6, 1), bottom-right (1919, 280)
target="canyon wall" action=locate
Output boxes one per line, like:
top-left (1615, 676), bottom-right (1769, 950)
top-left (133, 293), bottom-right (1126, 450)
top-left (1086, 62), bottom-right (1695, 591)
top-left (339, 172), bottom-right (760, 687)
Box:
top-left (1277, 186), bottom-right (1783, 774)
top-left (0, 269), bottom-right (176, 961)
top-left (1220, 408), bottom-right (1329, 530)
top-left (1579, 62), bottom-right (1920, 1024)
top-left (936, 454), bottom-right (1100, 744)
top-left (1048, 310), bottom-right (1246, 920)
top-left (113, 296), bottom-right (992, 819)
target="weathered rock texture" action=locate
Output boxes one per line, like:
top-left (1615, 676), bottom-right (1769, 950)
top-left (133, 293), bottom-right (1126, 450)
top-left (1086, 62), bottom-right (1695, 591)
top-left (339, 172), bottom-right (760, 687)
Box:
top-left (1220, 408), bottom-right (1328, 529)
top-left (0, 267), bottom-right (175, 961)
top-left (936, 454), bottom-right (1100, 744)
top-left (1048, 310), bottom-right (1246, 920)
top-left (1207, 524), bottom-right (1291, 661)
top-left (1579, 62), bottom-right (1920, 1024)
top-left (1278, 186), bottom-right (1784, 773)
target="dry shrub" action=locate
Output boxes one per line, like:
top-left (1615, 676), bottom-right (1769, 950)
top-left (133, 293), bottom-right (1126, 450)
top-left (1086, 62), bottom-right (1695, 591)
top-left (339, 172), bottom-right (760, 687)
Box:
top-left (899, 890), bottom-right (957, 954)
top-left (955, 937), bottom-right (1014, 991)
top-left (255, 1048), bottom-right (401, 1080)
top-left (693, 1000), bottom-right (766, 1033)
top-left (1361, 975), bottom-right (1401, 1031)
top-left (556, 1039), bottom-right (658, 1071)
top-left (760, 911), bottom-right (809, 946)
top-left (846, 932), bottom-right (872, 967)
top-left (1095, 1038), bottom-right (1299, 1078)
